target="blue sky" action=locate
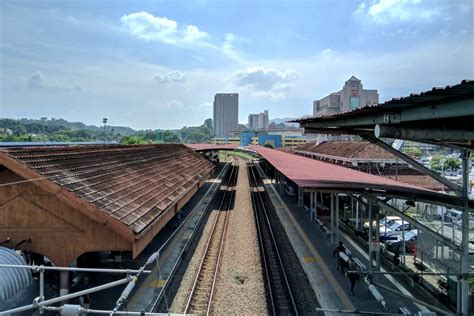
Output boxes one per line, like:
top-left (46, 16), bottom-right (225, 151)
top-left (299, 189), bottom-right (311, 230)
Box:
top-left (1, 0), bottom-right (473, 129)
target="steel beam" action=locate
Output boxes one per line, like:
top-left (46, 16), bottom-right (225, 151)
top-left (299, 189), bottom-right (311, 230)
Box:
top-left (362, 134), bottom-right (462, 193)
top-left (299, 99), bottom-right (474, 129)
top-left (375, 125), bottom-right (474, 143)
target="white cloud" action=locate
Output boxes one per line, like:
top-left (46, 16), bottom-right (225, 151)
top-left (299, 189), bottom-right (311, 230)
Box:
top-left (232, 66), bottom-right (297, 99)
top-left (354, 0), bottom-right (440, 24)
top-left (28, 71), bottom-right (80, 92)
top-left (154, 70), bottom-right (185, 83)
top-left (120, 11), bottom-right (209, 44)
top-left (198, 101), bottom-right (213, 108)
top-left (183, 25), bottom-right (209, 42)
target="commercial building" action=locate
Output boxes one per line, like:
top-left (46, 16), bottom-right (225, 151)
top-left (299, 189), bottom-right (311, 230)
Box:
top-left (248, 110), bottom-right (269, 130)
top-left (313, 76), bottom-right (378, 116)
top-left (213, 93), bottom-right (239, 137)
top-left (312, 76), bottom-right (378, 143)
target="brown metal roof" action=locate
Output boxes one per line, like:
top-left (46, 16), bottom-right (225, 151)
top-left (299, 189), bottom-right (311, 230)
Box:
top-left (0, 144), bottom-right (215, 234)
top-left (298, 141), bottom-right (396, 160)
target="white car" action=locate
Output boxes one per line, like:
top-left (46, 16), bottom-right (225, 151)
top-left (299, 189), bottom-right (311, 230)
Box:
top-left (380, 220), bottom-right (416, 240)
top-left (363, 216), bottom-right (401, 230)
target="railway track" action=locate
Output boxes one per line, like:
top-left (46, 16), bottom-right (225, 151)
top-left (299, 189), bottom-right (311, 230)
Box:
top-left (184, 160), bottom-right (239, 315)
top-left (248, 162), bottom-right (299, 316)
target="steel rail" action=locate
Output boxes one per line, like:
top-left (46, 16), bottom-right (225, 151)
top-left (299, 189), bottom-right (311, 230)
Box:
top-left (184, 160), bottom-right (238, 315)
top-left (147, 162), bottom-right (231, 312)
top-left (248, 163), bottom-right (299, 316)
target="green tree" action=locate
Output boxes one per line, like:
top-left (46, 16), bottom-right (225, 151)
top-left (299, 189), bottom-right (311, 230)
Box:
top-left (404, 147), bottom-right (422, 158)
top-left (121, 135), bottom-right (147, 144)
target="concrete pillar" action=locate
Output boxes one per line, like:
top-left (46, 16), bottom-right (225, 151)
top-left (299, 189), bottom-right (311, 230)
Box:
top-left (310, 191), bottom-right (314, 218)
top-left (59, 270), bottom-right (69, 299)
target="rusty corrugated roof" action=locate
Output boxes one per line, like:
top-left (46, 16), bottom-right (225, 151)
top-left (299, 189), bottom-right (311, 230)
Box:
top-left (1, 144), bottom-right (214, 234)
top-left (298, 141), bottom-right (396, 160)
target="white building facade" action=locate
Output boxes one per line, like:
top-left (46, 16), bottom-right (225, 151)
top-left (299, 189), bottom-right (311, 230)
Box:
top-left (248, 110), bottom-right (269, 130)
top-left (213, 93), bottom-right (239, 137)
top-left (313, 76), bottom-right (378, 116)
top-left (312, 76), bottom-right (378, 143)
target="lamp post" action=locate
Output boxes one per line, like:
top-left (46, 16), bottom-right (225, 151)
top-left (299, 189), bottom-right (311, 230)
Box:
top-left (102, 118), bottom-right (108, 144)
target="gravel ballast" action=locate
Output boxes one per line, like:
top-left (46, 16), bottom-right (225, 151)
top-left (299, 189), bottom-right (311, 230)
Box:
top-left (212, 158), bottom-right (267, 314)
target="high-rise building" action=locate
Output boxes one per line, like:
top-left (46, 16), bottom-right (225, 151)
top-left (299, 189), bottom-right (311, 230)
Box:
top-left (312, 76), bottom-right (378, 143)
top-left (248, 110), bottom-right (269, 130)
top-left (313, 76), bottom-right (378, 117)
top-left (213, 93), bottom-right (239, 137)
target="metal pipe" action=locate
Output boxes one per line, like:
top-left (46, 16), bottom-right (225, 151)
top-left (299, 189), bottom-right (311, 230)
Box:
top-left (0, 278), bottom-right (129, 315)
top-left (374, 125), bottom-right (474, 143)
top-left (372, 282), bottom-right (452, 316)
top-left (42, 305), bottom-right (166, 315)
top-left (0, 264), bottom-right (151, 274)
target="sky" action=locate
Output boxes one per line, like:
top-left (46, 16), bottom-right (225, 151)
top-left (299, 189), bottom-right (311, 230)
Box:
top-left (1, 0), bottom-right (473, 130)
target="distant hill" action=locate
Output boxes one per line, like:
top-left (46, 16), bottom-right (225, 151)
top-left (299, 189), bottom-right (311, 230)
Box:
top-left (15, 118), bottom-right (137, 136)
top-left (270, 118), bottom-right (300, 128)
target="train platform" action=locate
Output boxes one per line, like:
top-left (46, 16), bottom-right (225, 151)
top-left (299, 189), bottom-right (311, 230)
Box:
top-left (255, 165), bottom-right (451, 315)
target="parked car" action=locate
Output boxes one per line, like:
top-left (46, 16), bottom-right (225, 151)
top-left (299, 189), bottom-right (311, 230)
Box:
top-left (444, 209), bottom-right (462, 223)
top-left (379, 220), bottom-right (416, 241)
top-left (363, 216), bottom-right (401, 230)
top-left (454, 213), bottom-right (474, 229)
top-left (385, 230), bottom-right (418, 253)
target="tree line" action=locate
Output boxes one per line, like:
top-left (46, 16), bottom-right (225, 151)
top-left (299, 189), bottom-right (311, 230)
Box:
top-left (0, 118), bottom-right (214, 144)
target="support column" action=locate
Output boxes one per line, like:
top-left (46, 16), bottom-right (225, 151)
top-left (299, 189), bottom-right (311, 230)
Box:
top-left (356, 199), bottom-right (360, 230)
top-left (368, 200), bottom-right (373, 275)
top-left (314, 191), bottom-right (318, 219)
top-left (310, 191), bottom-right (314, 219)
top-left (460, 150), bottom-right (470, 315)
top-left (298, 187), bottom-right (303, 206)
top-left (375, 209), bottom-right (381, 281)
top-left (335, 193), bottom-right (340, 244)
top-left (59, 270), bottom-right (69, 299)
top-left (331, 193), bottom-right (336, 244)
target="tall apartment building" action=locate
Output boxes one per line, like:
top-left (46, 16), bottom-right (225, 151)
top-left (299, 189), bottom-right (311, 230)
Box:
top-left (248, 110), bottom-right (269, 130)
top-left (313, 76), bottom-right (378, 116)
top-left (213, 93), bottom-right (239, 137)
top-left (312, 76), bottom-right (378, 143)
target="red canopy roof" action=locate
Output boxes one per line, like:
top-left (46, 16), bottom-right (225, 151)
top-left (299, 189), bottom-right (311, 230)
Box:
top-left (250, 145), bottom-right (455, 204)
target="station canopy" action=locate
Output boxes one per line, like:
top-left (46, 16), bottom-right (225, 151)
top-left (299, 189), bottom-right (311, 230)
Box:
top-left (250, 145), bottom-right (466, 208)
top-left (295, 80), bottom-right (474, 150)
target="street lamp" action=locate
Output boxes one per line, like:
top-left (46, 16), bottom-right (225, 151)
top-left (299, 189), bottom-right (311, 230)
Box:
top-left (102, 118), bottom-right (108, 144)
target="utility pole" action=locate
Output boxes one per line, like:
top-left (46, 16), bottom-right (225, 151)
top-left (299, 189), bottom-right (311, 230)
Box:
top-left (102, 118), bottom-right (108, 144)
